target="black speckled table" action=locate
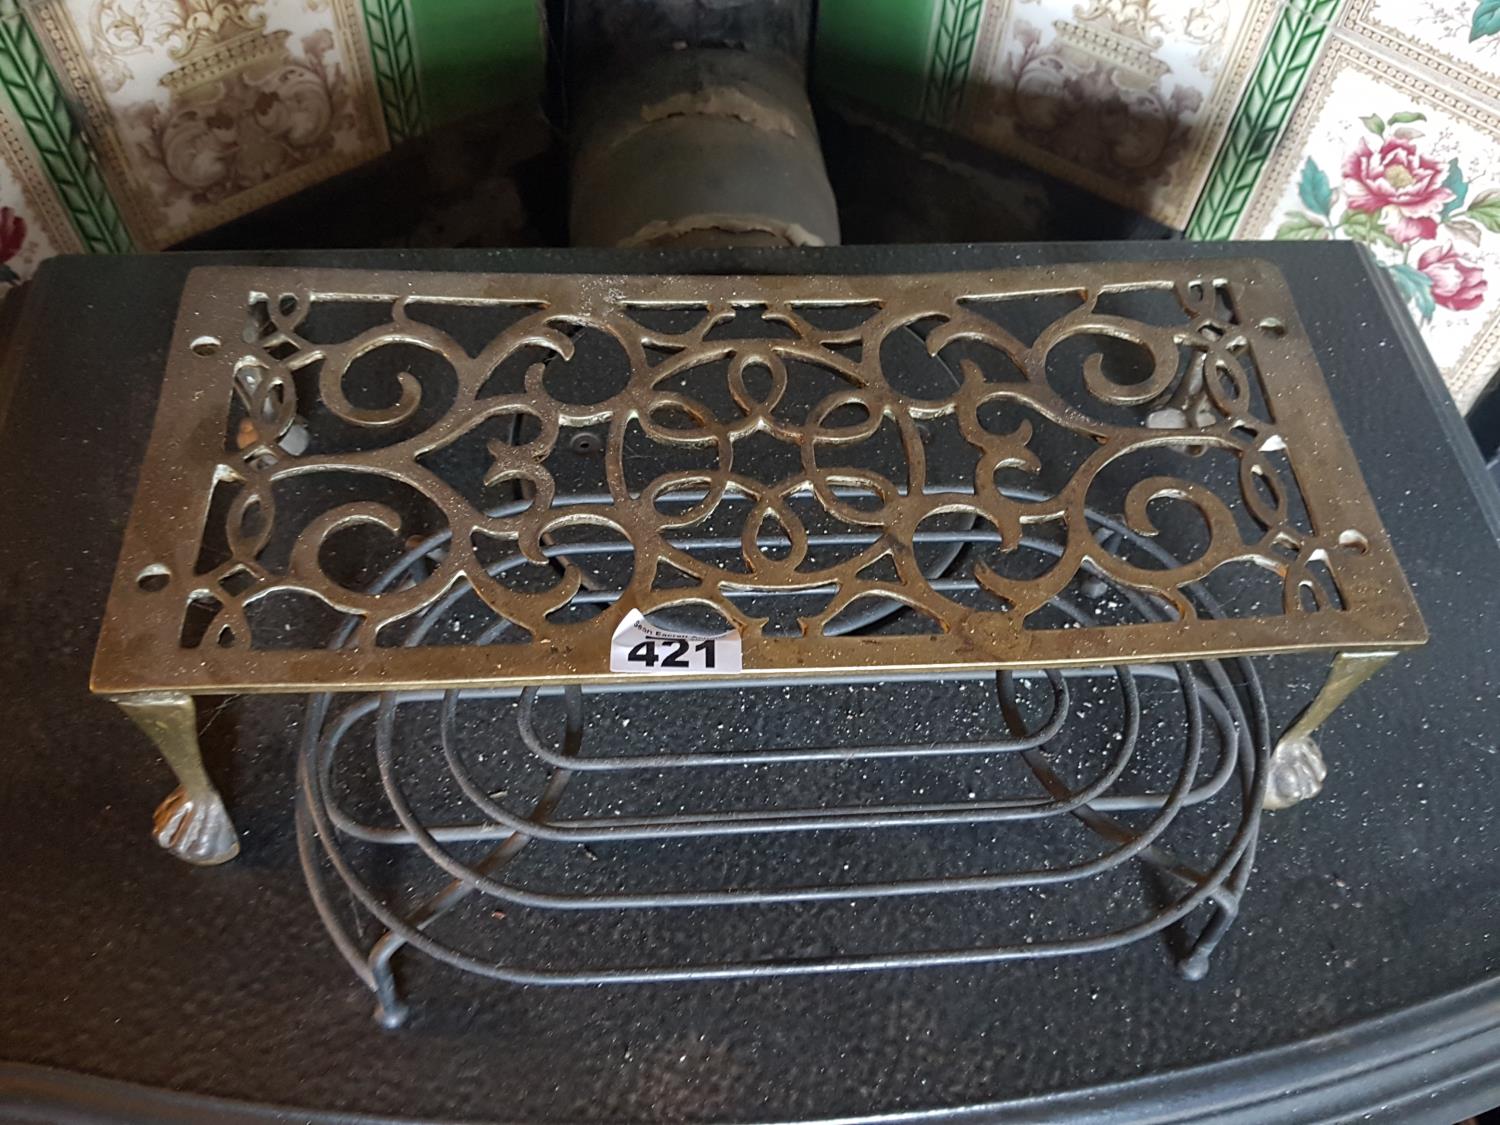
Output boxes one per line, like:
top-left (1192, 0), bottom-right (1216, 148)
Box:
top-left (2, 242), bottom-right (1499, 1124)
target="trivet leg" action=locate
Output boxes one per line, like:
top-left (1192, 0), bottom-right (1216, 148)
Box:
top-left (1264, 650), bottom-right (1395, 811)
top-left (369, 938), bottom-right (410, 1029)
top-left (114, 692), bottom-right (240, 865)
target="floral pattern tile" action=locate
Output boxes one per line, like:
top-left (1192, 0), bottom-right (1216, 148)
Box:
top-left (1342, 0), bottom-right (1500, 102)
top-left (959, 0), bottom-right (1282, 228)
top-left (0, 160), bottom-right (70, 284)
top-left (1239, 35), bottom-right (1500, 408)
top-left (28, 0), bottom-right (388, 249)
top-left (0, 82), bottom-right (85, 283)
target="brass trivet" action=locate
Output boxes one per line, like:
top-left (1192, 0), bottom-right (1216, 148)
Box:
top-left (91, 261), bottom-right (1424, 864)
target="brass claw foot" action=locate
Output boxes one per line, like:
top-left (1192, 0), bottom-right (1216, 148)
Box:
top-left (1263, 735), bottom-right (1329, 811)
top-left (114, 692), bottom-right (241, 865)
top-left (153, 785), bottom-right (240, 865)
top-left (1264, 651), bottom-right (1395, 811)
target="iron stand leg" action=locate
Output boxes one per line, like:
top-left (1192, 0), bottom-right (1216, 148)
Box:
top-left (1264, 650), bottom-right (1396, 810)
top-left (113, 692), bottom-right (240, 865)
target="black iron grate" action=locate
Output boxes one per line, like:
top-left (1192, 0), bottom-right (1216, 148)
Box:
top-left (296, 490), bottom-right (1268, 1027)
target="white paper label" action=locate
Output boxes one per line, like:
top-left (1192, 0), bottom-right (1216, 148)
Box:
top-left (608, 609), bottom-right (742, 674)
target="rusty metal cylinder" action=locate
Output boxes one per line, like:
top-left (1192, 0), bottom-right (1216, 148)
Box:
top-left (569, 48), bottom-right (840, 249)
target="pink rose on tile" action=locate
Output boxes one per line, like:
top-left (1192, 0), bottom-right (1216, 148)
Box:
top-left (0, 206), bottom-right (24, 263)
top-left (0, 206), bottom-right (24, 284)
top-left (1417, 244), bottom-right (1486, 311)
top-left (1341, 136), bottom-right (1455, 243)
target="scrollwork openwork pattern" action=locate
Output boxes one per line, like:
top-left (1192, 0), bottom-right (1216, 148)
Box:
top-left (91, 262), bottom-right (1425, 693)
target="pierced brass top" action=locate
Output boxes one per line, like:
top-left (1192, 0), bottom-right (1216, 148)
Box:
top-left (91, 260), bottom-right (1425, 695)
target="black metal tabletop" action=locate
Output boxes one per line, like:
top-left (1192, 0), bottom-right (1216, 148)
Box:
top-left (2, 241), bottom-right (1498, 1124)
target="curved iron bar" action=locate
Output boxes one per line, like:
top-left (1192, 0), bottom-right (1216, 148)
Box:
top-left (293, 487), bottom-right (1269, 1025)
top-left (310, 658), bottom-right (1243, 847)
top-left (294, 664), bottom-right (1259, 1009)
top-left (366, 662), bottom-right (1191, 908)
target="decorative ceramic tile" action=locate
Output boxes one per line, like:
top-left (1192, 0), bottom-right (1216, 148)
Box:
top-left (359, 0), bottom-right (543, 141)
top-left (0, 0), bottom-right (127, 254)
top-left (922, 0), bottom-right (987, 123)
top-left (0, 120), bottom-right (80, 283)
top-left (1341, 0), bottom-right (1500, 103)
top-left (28, 0), bottom-right (390, 249)
top-left (359, 0), bottom-right (425, 143)
top-left (0, 2), bottom-right (90, 286)
top-left (958, 0), bottom-right (1282, 228)
top-left (0, 4), bottom-right (89, 284)
top-left (1186, 0), bottom-right (1345, 239)
top-left (1238, 35), bottom-right (1500, 408)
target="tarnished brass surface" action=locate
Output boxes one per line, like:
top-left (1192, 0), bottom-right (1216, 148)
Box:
top-left (1263, 649), bottom-right (1397, 810)
top-left (91, 261), bottom-right (1426, 694)
top-left (114, 692), bottom-right (240, 864)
